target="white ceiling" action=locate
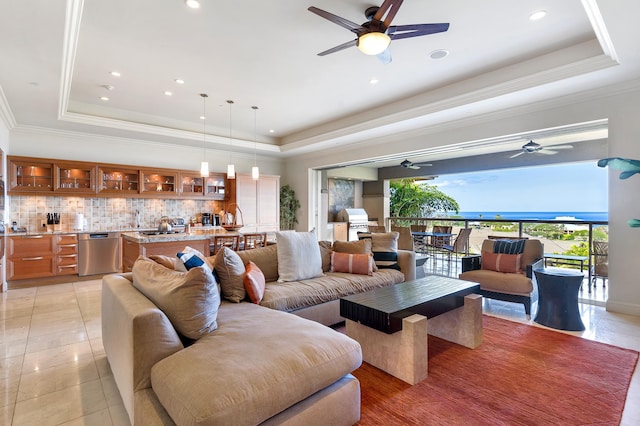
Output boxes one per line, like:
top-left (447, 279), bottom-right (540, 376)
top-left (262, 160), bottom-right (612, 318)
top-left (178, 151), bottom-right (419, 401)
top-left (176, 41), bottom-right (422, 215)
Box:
top-left (1, 0), bottom-right (638, 166)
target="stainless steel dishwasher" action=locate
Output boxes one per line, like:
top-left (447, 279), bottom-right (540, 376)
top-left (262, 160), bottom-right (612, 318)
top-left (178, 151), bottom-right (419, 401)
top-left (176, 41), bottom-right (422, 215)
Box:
top-left (78, 232), bottom-right (120, 276)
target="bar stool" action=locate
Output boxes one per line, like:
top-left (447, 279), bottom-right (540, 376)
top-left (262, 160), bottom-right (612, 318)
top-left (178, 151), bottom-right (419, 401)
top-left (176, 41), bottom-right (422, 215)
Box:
top-left (241, 232), bottom-right (267, 250)
top-left (211, 235), bottom-right (240, 255)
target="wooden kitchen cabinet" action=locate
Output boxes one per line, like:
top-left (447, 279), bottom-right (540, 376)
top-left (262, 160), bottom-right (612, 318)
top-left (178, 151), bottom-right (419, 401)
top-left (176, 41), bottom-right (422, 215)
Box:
top-left (9, 159), bottom-right (54, 193)
top-left (179, 172), bottom-right (226, 199)
top-left (55, 233), bottom-right (78, 275)
top-left (98, 166), bottom-right (140, 195)
top-left (54, 163), bottom-right (96, 193)
top-left (7, 235), bottom-right (56, 280)
top-left (141, 170), bottom-right (178, 196)
top-left (233, 174), bottom-right (280, 234)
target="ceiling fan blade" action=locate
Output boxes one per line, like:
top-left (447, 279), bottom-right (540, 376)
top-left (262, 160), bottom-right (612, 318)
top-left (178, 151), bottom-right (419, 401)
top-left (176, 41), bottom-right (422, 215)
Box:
top-left (388, 23), bottom-right (450, 40)
top-left (509, 151), bottom-right (525, 158)
top-left (308, 6), bottom-right (362, 33)
top-left (539, 150), bottom-right (557, 155)
top-left (317, 39), bottom-right (357, 56)
top-left (414, 162), bottom-right (433, 167)
top-left (376, 48), bottom-right (392, 64)
top-left (409, 165), bottom-right (420, 170)
top-left (373, 0), bottom-right (404, 28)
top-left (550, 145), bottom-right (573, 150)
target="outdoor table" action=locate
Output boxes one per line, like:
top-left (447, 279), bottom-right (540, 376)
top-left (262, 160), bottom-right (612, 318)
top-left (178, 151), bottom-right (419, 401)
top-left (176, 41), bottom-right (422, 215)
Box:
top-left (534, 267), bottom-right (585, 331)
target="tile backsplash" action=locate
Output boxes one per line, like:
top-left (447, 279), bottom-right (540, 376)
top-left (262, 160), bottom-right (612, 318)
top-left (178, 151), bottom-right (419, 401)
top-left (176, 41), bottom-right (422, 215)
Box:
top-left (9, 196), bottom-right (224, 232)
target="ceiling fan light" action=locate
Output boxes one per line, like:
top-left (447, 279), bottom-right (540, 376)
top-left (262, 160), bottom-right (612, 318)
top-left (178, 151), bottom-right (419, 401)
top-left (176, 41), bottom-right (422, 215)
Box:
top-left (357, 32), bottom-right (391, 55)
top-left (200, 161), bottom-right (209, 177)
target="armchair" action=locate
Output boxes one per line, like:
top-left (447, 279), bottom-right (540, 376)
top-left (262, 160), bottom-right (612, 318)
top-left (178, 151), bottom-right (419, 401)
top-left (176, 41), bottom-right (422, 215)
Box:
top-left (459, 239), bottom-right (544, 318)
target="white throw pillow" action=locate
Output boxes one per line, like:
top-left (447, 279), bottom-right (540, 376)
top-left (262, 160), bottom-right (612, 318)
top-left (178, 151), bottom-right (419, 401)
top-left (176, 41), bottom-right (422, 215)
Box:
top-left (276, 231), bottom-right (323, 282)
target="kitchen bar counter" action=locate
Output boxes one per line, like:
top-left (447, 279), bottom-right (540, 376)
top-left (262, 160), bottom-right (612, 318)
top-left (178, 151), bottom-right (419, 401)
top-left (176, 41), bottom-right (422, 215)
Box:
top-left (121, 228), bottom-right (241, 272)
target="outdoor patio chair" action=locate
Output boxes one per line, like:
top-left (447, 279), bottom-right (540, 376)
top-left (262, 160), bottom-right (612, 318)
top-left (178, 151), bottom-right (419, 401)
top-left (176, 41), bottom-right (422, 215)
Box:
top-left (592, 241), bottom-right (608, 288)
top-left (391, 226), bottom-right (415, 251)
top-left (438, 228), bottom-right (472, 274)
top-left (410, 224), bottom-right (428, 254)
top-left (428, 225), bottom-right (452, 249)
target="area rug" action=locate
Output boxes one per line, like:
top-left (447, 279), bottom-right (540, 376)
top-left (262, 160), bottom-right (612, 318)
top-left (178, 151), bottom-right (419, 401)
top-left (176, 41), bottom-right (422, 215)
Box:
top-left (349, 315), bottom-right (639, 425)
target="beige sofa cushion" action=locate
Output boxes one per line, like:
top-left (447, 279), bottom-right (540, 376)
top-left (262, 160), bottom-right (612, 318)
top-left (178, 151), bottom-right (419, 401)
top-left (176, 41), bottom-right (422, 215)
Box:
top-left (481, 239), bottom-right (543, 267)
top-left (132, 257), bottom-right (221, 340)
top-left (151, 302), bottom-right (362, 426)
top-left (260, 269), bottom-right (404, 312)
top-left (214, 247), bottom-right (247, 303)
top-left (237, 243), bottom-right (279, 282)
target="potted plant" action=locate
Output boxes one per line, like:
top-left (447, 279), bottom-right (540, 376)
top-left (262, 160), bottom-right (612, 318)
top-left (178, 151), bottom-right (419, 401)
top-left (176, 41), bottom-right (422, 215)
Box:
top-left (280, 184), bottom-right (300, 230)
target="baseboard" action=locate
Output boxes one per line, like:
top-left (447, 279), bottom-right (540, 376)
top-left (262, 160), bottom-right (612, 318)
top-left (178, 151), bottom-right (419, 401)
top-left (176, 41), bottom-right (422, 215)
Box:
top-left (605, 300), bottom-right (640, 316)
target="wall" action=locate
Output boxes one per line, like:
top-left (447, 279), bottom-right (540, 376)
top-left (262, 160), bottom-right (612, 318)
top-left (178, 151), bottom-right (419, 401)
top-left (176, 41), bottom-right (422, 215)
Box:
top-left (283, 86), bottom-right (640, 317)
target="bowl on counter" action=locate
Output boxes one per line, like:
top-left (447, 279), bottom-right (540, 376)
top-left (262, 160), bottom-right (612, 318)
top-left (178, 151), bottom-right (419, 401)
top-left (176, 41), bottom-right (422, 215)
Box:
top-left (221, 225), bottom-right (243, 231)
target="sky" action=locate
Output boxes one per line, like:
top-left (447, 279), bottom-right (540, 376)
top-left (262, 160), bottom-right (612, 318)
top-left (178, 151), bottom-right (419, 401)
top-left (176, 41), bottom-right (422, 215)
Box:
top-left (428, 161), bottom-right (608, 212)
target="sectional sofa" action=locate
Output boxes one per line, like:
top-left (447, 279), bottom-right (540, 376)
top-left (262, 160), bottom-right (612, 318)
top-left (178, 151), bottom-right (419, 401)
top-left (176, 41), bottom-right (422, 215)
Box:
top-left (102, 232), bottom-right (415, 425)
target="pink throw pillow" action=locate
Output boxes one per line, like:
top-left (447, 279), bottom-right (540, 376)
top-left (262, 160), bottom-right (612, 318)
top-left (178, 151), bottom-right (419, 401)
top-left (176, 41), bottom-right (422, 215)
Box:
top-left (244, 261), bottom-right (266, 304)
top-left (331, 252), bottom-right (374, 276)
top-left (481, 251), bottom-right (522, 273)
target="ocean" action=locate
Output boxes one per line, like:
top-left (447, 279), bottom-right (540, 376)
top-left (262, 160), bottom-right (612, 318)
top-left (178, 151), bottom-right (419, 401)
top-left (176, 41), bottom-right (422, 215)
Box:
top-left (451, 212), bottom-right (608, 222)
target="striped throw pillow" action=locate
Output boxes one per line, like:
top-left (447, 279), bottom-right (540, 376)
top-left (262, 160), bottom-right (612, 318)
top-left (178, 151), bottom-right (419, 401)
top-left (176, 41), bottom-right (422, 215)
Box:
top-left (330, 252), bottom-right (374, 275)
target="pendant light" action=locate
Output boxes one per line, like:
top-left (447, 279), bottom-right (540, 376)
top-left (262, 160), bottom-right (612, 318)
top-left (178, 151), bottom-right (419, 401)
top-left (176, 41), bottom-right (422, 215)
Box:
top-left (226, 100), bottom-right (235, 179)
top-left (251, 105), bottom-right (260, 180)
top-left (199, 93), bottom-right (209, 177)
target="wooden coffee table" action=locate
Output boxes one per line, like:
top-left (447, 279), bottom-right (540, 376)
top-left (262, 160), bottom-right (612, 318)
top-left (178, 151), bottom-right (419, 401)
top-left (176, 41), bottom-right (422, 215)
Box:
top-left (340, 275), bottom-right (482, 385)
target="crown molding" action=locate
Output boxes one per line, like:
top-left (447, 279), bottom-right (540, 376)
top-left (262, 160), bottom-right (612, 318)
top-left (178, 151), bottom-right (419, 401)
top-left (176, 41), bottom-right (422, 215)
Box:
top-left (0, 86), bottom-right (17, 130)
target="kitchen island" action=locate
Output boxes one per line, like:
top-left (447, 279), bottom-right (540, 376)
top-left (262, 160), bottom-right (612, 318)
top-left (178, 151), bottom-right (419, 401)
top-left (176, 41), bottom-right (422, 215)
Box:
top-left (121, 228), bottom-right (240, 272)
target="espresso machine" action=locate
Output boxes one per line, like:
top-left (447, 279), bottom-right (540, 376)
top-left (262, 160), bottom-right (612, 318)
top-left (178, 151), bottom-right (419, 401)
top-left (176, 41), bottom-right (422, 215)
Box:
top-left (201, 213), bottom-right (212, 226)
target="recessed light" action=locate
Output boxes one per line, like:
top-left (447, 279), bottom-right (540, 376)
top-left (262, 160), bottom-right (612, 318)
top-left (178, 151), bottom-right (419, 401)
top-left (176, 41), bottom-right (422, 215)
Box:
top-left (429, 49), bottom-right (449, 60)
top-left (110, 71), bottom-right (121, 77)
top-left (175, 78), bottom-right (185, 84)
top-left (185, 0), bottom-right (200, 9)
top-left (269, 129), bottom-right (275, 134)
top-left (369, 77), bottom-right (379, 85)
top-left (529, 10), bottom-right (547, 21)
top-left (199, 115), bottom-right (206, 120)
top-left (100, 96), bottom-right (109, 101)
top-left (164, 91), bottom-right (173, 96)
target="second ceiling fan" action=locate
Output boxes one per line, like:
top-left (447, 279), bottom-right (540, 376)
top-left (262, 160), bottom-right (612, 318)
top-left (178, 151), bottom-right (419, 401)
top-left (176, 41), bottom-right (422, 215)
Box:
top-left (308, 0), bottom-right (450, 64)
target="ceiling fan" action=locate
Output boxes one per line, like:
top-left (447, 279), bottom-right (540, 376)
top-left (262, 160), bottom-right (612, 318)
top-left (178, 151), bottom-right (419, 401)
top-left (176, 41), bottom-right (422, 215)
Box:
top-left (509, 140), bottom-right (573, 158)
top-left (308, 0), bottom-right (450, 64)
top-left (400, 159), bottom-right (432, 169)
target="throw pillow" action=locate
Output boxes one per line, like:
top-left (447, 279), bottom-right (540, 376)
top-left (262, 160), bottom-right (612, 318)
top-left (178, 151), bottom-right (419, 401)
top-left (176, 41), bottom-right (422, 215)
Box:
top-left (359, 231), bottom-right (400, 270)
top-left (244, 261), bottom-right (266, 304)
top-left (148, 254), bottom-right (179, 270)
top-left (275, 231), bottom-right (323, 282)
top-left (132, 256), bottom-right (220, 340)
top-left (237, 244), bottom-right (279, 282)
top-left (493, 239), bottom-right (526, 254)
top-left (333, 238), bottom-right (372, 255)
top-left (330, 252), bottom-right (373, 275)
top-left (318, 240), bottom-right (333, 272)
top-left (481, 250), bottom-right (523, 273)
top-left (177, 246), bottom-right (211, 271)
top-left (213, 247), bottom-right (247, 303)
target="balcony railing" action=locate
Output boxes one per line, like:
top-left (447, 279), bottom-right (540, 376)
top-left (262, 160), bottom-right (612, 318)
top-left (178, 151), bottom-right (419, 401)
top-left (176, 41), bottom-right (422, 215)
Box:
top-left (387, 215), bottom-right (609, 285)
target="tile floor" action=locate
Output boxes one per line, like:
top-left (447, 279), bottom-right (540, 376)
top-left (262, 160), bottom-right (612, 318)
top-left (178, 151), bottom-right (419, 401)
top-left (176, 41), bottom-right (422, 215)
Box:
top-left (0, 278), bottom-right (638, 425)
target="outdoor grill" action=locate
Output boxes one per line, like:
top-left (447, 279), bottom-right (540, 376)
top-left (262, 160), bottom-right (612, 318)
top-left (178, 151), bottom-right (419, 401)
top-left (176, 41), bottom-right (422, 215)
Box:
top-left (336, 208), bottom-right (369, 241)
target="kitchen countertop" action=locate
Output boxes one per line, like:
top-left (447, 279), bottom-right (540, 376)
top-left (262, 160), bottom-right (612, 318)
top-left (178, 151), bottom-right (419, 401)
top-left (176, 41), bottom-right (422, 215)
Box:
top-left (121, 227), bottom-right (239, 244)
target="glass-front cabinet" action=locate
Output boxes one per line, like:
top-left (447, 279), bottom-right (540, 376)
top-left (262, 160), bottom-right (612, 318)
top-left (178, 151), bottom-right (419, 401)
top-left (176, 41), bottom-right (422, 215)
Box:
top-left (179, 172), bottom-right (225, 199)
top-left (54, 163), bottom-right (95, 193)
top-left (141, 170), bottom-right (177, 195)
top-left (10, 160), bottom-right (53, 192)
top-left (98, 167), bottom-right (140, 195)
top-left (180, 174), bottom-right (205, 197)
top-left (205, 174), bottom-right (226, 199)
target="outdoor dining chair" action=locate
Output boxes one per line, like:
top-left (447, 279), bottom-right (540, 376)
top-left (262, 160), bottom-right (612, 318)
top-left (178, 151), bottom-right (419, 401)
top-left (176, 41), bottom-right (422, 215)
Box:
top-left (592, 240), bottom-right (608, 288)
top-left (438, 228), bottom-right (472, 275)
